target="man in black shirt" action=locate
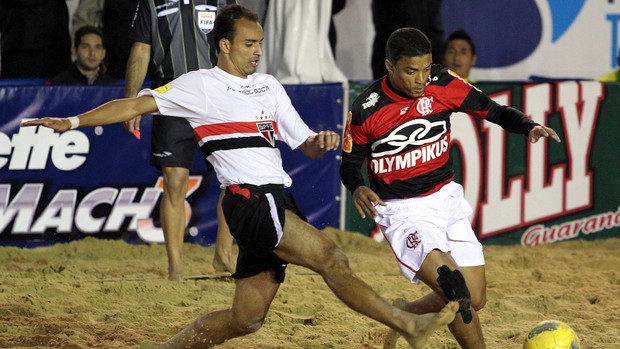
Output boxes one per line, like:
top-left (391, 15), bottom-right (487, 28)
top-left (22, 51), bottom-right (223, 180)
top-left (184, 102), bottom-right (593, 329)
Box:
top-left (124, 0), bottom-right (237, 281)
top-left (48, 25), bottom-right (116, 85)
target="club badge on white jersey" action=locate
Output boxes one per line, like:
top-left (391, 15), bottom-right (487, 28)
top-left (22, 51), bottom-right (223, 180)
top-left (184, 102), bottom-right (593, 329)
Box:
top-left (257, 121), bottom-right (276, 147)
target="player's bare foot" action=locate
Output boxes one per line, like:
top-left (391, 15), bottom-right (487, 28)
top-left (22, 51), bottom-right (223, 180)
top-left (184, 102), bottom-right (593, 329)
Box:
top-left (212, 250), bottom-right (236, 273)
top-left (168, 267), bottom-right (184, 281)
top-left (383, 298), bottom-right (409, 349)
top-left (400, 301), bottom-right (458, 349)
top-left (140, 340), bottom-right (162, 349)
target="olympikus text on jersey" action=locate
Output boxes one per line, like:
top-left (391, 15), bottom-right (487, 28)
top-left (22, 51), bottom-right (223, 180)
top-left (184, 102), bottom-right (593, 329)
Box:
top-left (340, 65), bottom-right (538, 200)
top-left (138, 67), bottom-right (317, 187)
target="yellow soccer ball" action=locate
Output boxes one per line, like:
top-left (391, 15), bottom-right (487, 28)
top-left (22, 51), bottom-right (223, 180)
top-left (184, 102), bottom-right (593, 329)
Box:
top-left (523, 320), bottom-right (580, 349)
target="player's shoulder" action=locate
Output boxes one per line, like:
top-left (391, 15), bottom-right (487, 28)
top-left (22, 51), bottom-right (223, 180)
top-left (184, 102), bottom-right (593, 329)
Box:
top-left (428, 64), bottom-right (458, 87)
top-left (351, 79), bottom-right (384, 113)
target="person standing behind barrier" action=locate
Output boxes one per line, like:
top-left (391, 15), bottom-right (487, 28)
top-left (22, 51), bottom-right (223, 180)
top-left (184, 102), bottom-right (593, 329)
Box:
top-left (71, 0), bottom-right (140, 79)
top-left (371, 0), bottom-right (444, 80)
top-left (48, 25), bottom-right (116, 85)
top-left (442, 29), bottom-right (477, 83)
top-left (341, 27), bottom-right (561, 349)
top-left (124, 0), bottom-right (237, 281)
top-left (0, 0), bottom-right (72, 79)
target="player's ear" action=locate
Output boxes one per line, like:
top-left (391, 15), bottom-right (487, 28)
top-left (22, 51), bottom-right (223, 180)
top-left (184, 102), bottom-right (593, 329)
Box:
top-left (219, 38), bottom-right (231, 54)
top-left (385, 59), bottom-right (394, 75)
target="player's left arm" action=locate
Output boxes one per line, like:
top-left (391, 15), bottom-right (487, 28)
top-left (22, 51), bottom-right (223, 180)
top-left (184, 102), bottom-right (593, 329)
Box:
top-left (299, 131), bottom-right (340, 159)
top-left (484, 105), bottom-right (561, 143)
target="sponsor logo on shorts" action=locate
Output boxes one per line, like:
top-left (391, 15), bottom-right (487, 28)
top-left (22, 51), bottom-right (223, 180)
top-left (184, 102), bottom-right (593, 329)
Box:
top-left (405, 231), bottom-right (421, 249)
top-left (153, 151), bottom-right (172, 158)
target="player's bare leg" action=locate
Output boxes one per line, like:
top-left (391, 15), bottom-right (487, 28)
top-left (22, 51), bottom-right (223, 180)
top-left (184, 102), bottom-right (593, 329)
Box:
top-left (140, 270), bottom-right (280, 349)
top-left (383, 298), bottom-right (408, 349)
top-left (161, 166), bottom-right (190, 281)
top-left (275, 211), bottom-right (458, 348)
top-left (212, 190), bottom-right (237, 273)
top-left (397, 251), bottom-right (487, 349)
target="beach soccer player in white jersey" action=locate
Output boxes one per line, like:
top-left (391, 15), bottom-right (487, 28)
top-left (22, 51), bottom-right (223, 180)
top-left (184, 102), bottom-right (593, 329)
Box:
top-left (21, 4), bottom-right (460, 348)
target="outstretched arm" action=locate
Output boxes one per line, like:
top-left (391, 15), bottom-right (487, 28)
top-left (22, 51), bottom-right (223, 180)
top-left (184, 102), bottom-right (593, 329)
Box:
top-left (299, 130), bottom-right (340, 159)
top-left (20, 96), bottom-right (159, 132)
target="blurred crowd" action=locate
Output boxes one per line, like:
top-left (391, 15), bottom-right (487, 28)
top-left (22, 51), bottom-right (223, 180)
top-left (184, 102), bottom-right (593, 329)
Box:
top-left (0, 0), bottom-right (616, 83)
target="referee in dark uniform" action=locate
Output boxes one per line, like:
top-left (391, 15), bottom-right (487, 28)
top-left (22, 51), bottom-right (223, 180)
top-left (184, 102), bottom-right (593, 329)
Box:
top-left (124, 0), bottom-right (237, 281)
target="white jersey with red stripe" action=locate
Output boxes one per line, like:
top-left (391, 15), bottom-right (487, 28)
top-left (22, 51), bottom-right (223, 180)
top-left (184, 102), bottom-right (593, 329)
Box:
top-left (139, 67), bottom-right (316, 187)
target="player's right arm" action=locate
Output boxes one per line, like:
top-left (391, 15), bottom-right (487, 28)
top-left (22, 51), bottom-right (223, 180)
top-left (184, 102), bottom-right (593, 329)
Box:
top-left (20, 96), bottom-right (159, 132)
top-left (340, 111), bottom-right (385, 218)
top-left (123, 41), bottom-right (152, 133)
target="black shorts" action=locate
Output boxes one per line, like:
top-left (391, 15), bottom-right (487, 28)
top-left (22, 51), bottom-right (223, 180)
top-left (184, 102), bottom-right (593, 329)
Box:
top-left (222, 184), bottom-right (307, 283)
top-left (150, 114), bottom-right (198, 169)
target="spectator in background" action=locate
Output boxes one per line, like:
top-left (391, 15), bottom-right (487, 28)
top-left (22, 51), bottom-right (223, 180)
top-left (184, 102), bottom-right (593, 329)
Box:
top-left (71, 0), bottom-right (140, 79)
top-left (371, 0), bottom-right (444, 79)
top-left (0, 0), bottom-right (72, 79)
top-left (48, 25), bottom-right (116, 85)
top-left (442, 29), bottom-right (477, 83)
top-left (597, 46), bottom-right (620, 82)
top-left (329, 0), bottom-right (346, 58)
top-left (124, 0), bottom-right (237, 281)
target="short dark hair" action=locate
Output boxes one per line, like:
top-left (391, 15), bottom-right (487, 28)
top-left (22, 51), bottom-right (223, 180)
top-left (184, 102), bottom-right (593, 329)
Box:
top-left (213, 4), bottom-right (259, 53)
top-left (444, 29), bottom-right (476, 55)
top-left (385, 28), bottom-right (432, 64)
top-left (74, 25), bottom-right (104, 49)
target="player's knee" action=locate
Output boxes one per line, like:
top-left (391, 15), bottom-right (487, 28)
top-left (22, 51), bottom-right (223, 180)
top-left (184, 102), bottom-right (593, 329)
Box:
top-left (162, 169), bottom-right (189, 193)
top-left (319, 244), bottom-right (350, 274)
top-left (470, 290), bottom-right (487, 311)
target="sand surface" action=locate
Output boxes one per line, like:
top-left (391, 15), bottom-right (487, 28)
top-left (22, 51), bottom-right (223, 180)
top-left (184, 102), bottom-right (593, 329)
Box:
top-left (1, 228), bottom-right (618, 349)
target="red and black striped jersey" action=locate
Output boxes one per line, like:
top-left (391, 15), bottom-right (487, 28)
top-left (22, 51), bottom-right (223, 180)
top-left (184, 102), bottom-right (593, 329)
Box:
top-left (340, 65), bottom-right (537, 200)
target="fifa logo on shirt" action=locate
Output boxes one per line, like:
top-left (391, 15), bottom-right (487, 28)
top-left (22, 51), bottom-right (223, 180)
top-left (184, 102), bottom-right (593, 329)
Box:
top-left (257, 121), bottom-right (276, 147)
top-left (416, 96), bottom-right (434, 116)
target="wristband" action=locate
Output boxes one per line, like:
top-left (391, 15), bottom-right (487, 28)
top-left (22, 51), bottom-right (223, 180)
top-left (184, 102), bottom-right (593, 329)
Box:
top-left (68, 116), bottom-right (80, 129)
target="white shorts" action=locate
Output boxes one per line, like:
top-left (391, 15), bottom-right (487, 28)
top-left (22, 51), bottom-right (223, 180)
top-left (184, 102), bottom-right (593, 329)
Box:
top-left (374, 181), bottom-right (484, 284)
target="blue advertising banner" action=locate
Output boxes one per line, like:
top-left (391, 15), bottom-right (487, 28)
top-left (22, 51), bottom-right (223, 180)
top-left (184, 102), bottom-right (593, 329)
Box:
top-left (0, 83), bottom-right (344, 247)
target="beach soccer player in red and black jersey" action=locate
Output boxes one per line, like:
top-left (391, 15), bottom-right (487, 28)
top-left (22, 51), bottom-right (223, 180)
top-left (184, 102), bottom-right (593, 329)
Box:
top-left (340, 27), bottom-right (561, 349)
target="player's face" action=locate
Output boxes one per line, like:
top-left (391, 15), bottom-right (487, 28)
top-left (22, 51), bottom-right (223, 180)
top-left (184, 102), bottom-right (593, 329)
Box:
top-left (228, 18), bottom-right (263, 78)
top-left (443, 39), bottom-right (477, 80)
top-left (74, 33), bottom-right (106, 71)
top-left (386, 53), bottom-right (432, 98)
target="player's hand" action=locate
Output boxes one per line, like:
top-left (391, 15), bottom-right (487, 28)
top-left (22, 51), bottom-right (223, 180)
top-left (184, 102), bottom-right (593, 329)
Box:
top-left (308, 130), bottom-right (340, 150)
top-left (124, 115), bottom-right (142, 140)
top-left (20, 117), bottom-right (71, 132)
top-left (528, 125), bottom-right (561, 143)
top-left (352, 186), bottom-right (386, 219)
top-left (301, 130), bottom-right (340, 158)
